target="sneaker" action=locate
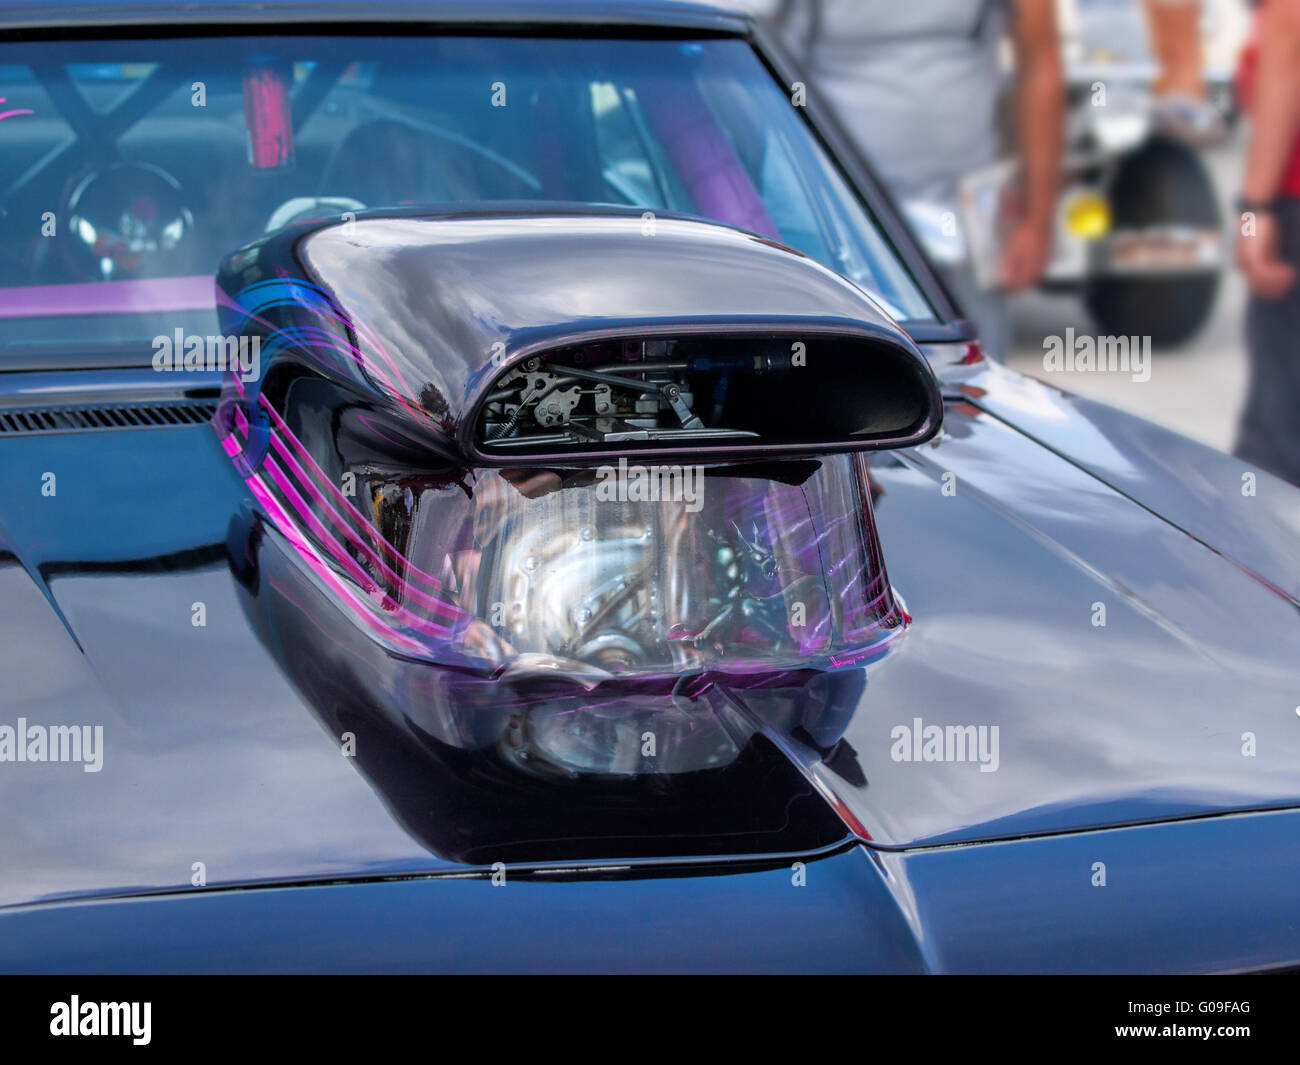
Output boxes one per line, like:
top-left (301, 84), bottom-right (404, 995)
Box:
top-left (1151, 92), bottom-right (1229, 146)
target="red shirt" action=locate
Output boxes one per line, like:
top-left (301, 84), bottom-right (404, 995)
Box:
top-left (1236, 5), bottom-right (1300, 199)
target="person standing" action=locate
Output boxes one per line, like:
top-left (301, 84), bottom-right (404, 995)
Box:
top-left (1234, 0), bottom-right (1300, 486)
top-left (765, 0), bottom-right (1064, 360)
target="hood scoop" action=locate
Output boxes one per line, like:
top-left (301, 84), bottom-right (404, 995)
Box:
top-left (214, 207), bottom-right (941, 469)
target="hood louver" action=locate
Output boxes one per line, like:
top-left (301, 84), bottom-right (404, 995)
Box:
top-left (0, 399), bottom-right (217, 436)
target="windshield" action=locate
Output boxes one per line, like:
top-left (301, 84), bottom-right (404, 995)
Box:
top-left (0, 34), bottom-right (934, 362)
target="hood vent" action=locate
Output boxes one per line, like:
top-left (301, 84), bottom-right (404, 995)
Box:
top-left (0, 398), bottom-right (217, 436)
top-left (472, 332), bottom-right (941, 465)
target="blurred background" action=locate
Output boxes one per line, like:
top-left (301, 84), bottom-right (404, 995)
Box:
top-left (1008, 116), bottom-right (1244, 451)
top-left (1012, 0), bottom-right (1248, 452)
top-left (727, 0), bottom-right (1265, 457)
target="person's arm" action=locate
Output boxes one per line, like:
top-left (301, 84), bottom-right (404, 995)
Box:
top-left (1000, 0), bottom-right (1064, 292)
top-left (1237, 0), bottom-right (1300, 299)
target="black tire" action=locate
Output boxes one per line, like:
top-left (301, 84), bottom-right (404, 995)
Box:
top-left (1084, 136), bottom-right (1222, 348)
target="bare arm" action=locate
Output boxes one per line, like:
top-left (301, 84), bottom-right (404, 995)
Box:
top-left (1241, 0), bottom-right (1300, 204)
top-left (1237, 0), bottom-right (1300, 299)
top-left (1000, 0), bottom-right (1064, 290)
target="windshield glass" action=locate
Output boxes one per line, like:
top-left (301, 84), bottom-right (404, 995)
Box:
top-left (0, 34), bottom-right (934, 362)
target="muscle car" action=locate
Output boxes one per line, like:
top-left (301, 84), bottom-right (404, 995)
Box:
top-left (0, 0), bottom-right (1296, 974)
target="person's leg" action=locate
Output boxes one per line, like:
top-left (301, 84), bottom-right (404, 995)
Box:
top-left (1145, 0), bottom-right (1205, 99)
top-left (1235, 203), bottom-right (1300, 487)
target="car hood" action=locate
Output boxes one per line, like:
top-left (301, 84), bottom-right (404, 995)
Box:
top-left (808, 357), bottom-right (1300, 847)
top-left (0, 358), bottom-right (1297, 907)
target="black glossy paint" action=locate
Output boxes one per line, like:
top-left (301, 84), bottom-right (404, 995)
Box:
top-left (2, 348), bottom-right (1297, 910)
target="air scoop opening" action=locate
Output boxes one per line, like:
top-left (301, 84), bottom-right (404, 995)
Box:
top-left (470, 330), bottom-right (940, 465)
